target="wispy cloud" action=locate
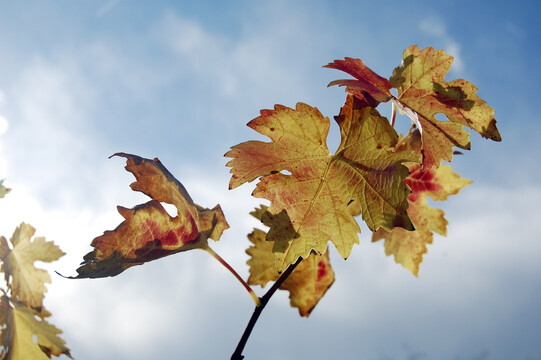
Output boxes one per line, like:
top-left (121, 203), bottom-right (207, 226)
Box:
top-left (419, 16), bottom-right (464, 74)
top-left (97, 0), bottom-right (122, 18)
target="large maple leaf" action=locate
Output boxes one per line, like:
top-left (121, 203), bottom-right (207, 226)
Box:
top-left (226, 95), bottom-right (416, 271)
top-left (372, 140), bottom-right (472, 276)
top-left (0, 297), bottom-right (71, 359)
top-left (0, 223), bottom-right (65, 309)
top-left (245, 207), bottom-right (334, 317)
top-left (74, 153), bottom-right (229, 278)
top-left (327, 45), bottom-right (501, 169)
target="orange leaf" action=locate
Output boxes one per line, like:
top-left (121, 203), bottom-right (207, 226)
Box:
top-left (74, 153), bottom-right (229, 278)
top-left (227, 96), bottom-right (416, 271)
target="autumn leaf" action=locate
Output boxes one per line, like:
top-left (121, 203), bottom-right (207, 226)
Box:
top-left (325, 57), bottom-right (393, 106)
top-left (74, 153), bottom-right (229, 278)
top-left (372, 151), bottom-right (471, 275)
top-left (0, 297), bottom-right (71, 359)
top-left (0, 223), bottom-right (65, 309)
top-left (226, 95), bottom-right (416, 271)
top-left (0, 180), bottom-right (10, 199)
top-left (389, 45), bottom-right (501, 168)
top-left (327, 45), bottom-right (501, 169)
top-left (246, 208), bottom-right (334, 317)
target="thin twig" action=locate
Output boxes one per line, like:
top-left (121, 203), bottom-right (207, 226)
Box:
top-left (231, 257), bottom-right (302, 360)
top-left (205, 246), bottom-right (261, 307)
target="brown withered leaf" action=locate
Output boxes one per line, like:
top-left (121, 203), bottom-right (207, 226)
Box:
top-left (73, 153), bottom-right (229, 278)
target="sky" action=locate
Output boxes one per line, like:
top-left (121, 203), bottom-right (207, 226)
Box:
top-left (0, 1), bottom-right (540, 359)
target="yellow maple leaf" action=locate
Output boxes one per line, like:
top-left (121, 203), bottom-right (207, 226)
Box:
top-left (246, 219), bottom-right (334, 317)
top-left (0, 223), bottom-right (65, 309)
top-left (390, 45), bottom-right (501, 169)
top-left (74, 153), bottom-right (229, 278)
top-left (227, 96), bottom-right (416, 271)
top-left (0, 297), bottom-right (71, 359)
top-left (372, 157), bottom-right (472, 276)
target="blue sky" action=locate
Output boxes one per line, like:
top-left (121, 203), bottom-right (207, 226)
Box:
top-left (0, 1), bottom-right (540, 359)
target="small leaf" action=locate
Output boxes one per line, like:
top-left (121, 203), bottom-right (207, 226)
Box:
top-left (246, 222), bottom-right (334, 317)
top-left (325, 57), bottom-right (393, 106)
top-left (0, 180), bottom-right (10, 199)
top-left (0, 223), bottom-right (65, 309)
top-left (74, 153), bottom-right (229, 278)
top-left (390, 45), bottom-right (501, 168)
top-left (0, 297), bottom-right (71, 359)
top-left (227, 97), bottom-right (416, 271)
top-left (372, 159), bottom-right (472, 276)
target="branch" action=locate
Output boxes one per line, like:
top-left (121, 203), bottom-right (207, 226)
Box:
top-left (231, 257), bottom-right (302, 360)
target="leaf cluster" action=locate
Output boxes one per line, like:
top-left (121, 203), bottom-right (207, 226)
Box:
top-left (0, 186), bottom-right (71, 359)
top-left (68, 45), bottom-right (500, 358)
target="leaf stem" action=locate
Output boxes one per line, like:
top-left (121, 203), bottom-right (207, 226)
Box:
top-left (231, 257), bottom-right (302, 360)
top-left (205, 246), bottom-right (261, 307)
top-left (391, 100), bottom-right (397, 127)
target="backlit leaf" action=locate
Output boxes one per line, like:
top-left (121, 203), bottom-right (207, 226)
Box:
top-left (327, 46), bottom-right (501, 169)
top-left (390, 45), bottom-right (501, 168)
top-left (227, 96), bottom-right (416, 271)
top-left (325, 57), bottom-right (392, 106)
top-left (74, 153), bottom-right (229, 278)
top-left (0, 223), bottom-right (65, 309)
top-left (0, 297), bottom-right (71, 359)
top-left (372, 154), bottom-right (471, 275)
top-left (246, 220), bottom-right (334, 317)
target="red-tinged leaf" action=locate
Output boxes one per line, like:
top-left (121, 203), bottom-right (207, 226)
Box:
top-left (73, 153), bottom-right (229, 278)
top-left (0, 223), bottom-right (65, 309)
top-left (325, 57), bottom-right (393, 106)
top-left (226, 96), bottom-right (416, 271)
top-left (373, 158), bottom-right (471, 276)
top-left (390, 45), bottom-right (501, 168)
top-left (246, 213), bottom-right (334, 317)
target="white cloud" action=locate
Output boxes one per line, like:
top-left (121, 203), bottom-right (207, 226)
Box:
top-left (419, 16), bottom-right (464, 74)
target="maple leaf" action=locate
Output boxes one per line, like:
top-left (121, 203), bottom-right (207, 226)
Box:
top-left (327, 46), bottom-right (501, 169)
top-left (74, 153), bottom-right (229, 278)
top-left (0, 297), bottom-right (71, 359)
top-left (372, 148), bottom-right (472, 275)
top-left (0, 223), bottom-right (65, 309)
top-left (226, 95), bottom-right (416, 271)
top-left (246, 207), bottom-right (334, 317)
top-left (390, 45), bottom-right (501, 168)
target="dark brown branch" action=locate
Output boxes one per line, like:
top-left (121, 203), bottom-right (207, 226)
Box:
top-left (231, 257), bottom-right (302, 360)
